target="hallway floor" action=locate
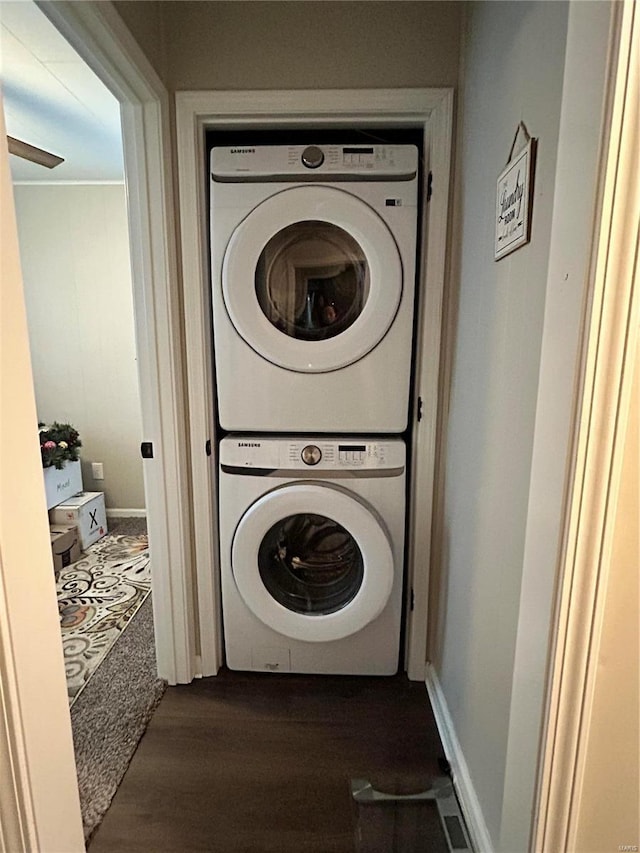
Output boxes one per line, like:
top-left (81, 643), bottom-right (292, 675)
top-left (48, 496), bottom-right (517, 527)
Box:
top-left (89, 669), bottom-right (449, 852)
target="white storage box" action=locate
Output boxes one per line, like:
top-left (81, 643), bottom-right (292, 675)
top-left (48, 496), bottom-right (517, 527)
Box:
top-left (43, 460), bottom-right (83, 510)
top-left (49, 491), bottom-right (107, 550)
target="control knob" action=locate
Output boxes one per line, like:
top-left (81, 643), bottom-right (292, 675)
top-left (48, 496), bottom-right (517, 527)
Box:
top-left (301, 146), bottom-right (324, 169)
top-left (301, 445), bottom-right (322, 466)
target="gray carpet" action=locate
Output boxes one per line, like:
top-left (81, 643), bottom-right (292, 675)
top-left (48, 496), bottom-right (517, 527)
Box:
top-left (71, 574), bottom-right (166, 842)
top-left (107, 516), bottom-right (148, 536)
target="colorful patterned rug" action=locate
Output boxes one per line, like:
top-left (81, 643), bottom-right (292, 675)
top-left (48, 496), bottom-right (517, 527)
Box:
top-left (56, 531), bottom-right (151, 705)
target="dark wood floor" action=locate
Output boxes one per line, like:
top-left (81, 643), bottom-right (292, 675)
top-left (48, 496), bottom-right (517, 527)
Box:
top-left (89, 668), bottom-right (448, 852)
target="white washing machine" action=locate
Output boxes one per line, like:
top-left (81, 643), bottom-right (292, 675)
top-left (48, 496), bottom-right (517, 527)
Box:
top-left (210, 143), bottom-right (419, 432)
top-left (219, 435), bottom-right (406, 675)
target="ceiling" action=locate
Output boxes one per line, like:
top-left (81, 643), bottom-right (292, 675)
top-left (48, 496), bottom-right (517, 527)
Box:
top-left (0, 0), bottom-right (124, 183)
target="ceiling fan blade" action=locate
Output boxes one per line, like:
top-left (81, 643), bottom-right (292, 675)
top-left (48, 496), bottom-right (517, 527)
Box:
top-left (7, 136), bottom-right (64, 169)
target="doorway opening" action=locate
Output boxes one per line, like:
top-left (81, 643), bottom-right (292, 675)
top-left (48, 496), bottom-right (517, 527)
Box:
top-left (1, 1), bottom-right (166, 838)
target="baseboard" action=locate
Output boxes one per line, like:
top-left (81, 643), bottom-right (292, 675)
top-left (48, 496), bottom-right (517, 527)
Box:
top-left (105, 508), bottom-right (147, 518)
top-left (425, 663), bottom-right (494, 853)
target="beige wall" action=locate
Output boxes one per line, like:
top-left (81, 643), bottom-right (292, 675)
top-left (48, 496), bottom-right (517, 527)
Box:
top-left (14, 184), bottom-right (145, 511)
top-left (574, 339), bottom-right (639, 852)
top-left (102, 1), bottom-right (625, 847)
top-left (114, 0), bottom-right (461, 91)
top-left (113, 0), bottom-right (167, 84)
top-left (432, 1), bottom-right (569, 846)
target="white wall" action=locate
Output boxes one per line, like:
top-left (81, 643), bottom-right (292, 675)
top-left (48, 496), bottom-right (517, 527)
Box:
top-left (115, 0), bottom-right (461, 91)
top-left (499, 3), bottom-right (613, 848)
top-left (432, 2), bottom-right (613, 850)
top-left (433, 1), bottom-right (569, 847)
top-left (14, 183), bottom-right (145, 511)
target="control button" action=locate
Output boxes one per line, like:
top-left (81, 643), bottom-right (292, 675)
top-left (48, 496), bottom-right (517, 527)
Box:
top-left (301, 445), bottom-right (322, 466)
top-left (301, 146), bottom-right (324, 169)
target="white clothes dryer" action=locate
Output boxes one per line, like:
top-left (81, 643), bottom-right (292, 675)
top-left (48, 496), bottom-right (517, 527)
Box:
top-left (219, 435), bottom-right (406, 675)
top-left (210, 144), bottom-right (419, 432)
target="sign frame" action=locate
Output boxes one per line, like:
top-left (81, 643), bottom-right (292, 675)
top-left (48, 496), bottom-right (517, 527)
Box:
top-left (495, 137), bottom-right (537, 261)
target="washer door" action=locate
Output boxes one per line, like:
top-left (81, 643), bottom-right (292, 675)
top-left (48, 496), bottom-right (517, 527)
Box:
top-left (222, 186), bottom-right (402, 373)
top-left (231, 483), bottom-right (394, 642)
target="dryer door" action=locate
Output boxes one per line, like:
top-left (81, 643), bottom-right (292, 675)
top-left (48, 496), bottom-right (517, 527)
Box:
top-left (222, 186), bottom-right (402, 373)
top-left (231, 482), bottom-right (394, 642)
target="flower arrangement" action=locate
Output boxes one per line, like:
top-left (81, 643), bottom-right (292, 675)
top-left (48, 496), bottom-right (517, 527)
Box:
top-left (39, 422), bottom-right (82, 469)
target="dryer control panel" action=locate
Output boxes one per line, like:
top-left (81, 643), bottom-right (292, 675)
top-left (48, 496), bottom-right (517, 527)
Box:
top-left (211, 144), bottom-right (418, 182)
top-left (220, 436), bottom-right (405, 472)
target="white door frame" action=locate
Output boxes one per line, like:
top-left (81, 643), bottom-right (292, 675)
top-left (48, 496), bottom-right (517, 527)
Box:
top-left (37, 1), bottom-right (196, 684)
top-left (175, 88), bottom-right (454, 679)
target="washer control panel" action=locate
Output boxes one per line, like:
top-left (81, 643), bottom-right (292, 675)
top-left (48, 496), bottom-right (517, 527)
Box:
top-left (211, 144), bottom-right (418, 181)
top-left (220, 436), bottom-right (404, 471)
top-left (337, 443), bottom-right (385, 465)
top-left (290, 440), bottom-right (396, 469)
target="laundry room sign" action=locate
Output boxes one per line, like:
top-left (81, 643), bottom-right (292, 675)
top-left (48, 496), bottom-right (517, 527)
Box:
top-left (495, 123), bottom-right (537, 261)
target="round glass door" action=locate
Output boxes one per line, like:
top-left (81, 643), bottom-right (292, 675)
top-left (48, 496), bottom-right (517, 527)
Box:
top-left (232, 483), bottom-right (394, 642)
top-left (255, 222), bottom-right (369, 342)
top-left (222, 186), bottom-right (402, 373)
top-left (258, 513), bottom-right (364, 615)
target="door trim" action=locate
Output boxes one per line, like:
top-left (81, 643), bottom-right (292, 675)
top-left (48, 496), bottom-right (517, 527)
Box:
top-left (176, 88), bottom-right (454, 678)
top-left (37, 1), bottom-right (196, 683)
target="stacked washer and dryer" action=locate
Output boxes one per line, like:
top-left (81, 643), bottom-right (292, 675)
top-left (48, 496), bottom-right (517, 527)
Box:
top-left (210, 141), bottom-right (419, 676)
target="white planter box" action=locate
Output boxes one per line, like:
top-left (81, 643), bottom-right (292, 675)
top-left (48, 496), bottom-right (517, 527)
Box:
top-left (43, 460), bottom-right (83, 510)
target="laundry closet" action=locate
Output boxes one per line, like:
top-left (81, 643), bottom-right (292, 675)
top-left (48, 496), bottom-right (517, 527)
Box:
top-left (207, 127), bottom-right (425, 676)
top-left (9, 1), bottom-right (620, 848)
